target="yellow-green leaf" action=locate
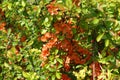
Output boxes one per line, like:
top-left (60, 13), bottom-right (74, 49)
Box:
top-left (96, 33), bottom-right (104, 42)
top-left (105, 39), bottom-right (109, 47)
top-left (22, 71), bottom-right (30, 78)
top-left (56, 72), bottom-right (61, 79)
top-left (92, 18), bottom-right (99, 24)
top-left (22, 1), bottom-right (26, 7)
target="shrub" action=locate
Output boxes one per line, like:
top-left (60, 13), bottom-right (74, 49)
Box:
top-left (0, 0), bottom-right (120, 80)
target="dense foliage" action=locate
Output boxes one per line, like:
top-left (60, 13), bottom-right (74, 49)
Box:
top-left (0, 0), bottom-right (120, 80)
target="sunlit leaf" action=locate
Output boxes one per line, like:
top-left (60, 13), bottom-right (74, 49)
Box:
top-left (22, 71), bottom-right (30, 78)
top-left (56, 72), bottom-right (61, 79)
top-left (56, 58), bottom-right (63, 64)
top-left (96, 33), bottom-right (104, 42)
top-left (22, 0), bottom-right (26, 7)
top-left (105, 39), bottom-right (109, 47)
top-left (65, 0), bottom-right (73, 9)
top-left (52, 75), bottom-right (55, 80)
top-left (92, 18), bottom-right (99, 25)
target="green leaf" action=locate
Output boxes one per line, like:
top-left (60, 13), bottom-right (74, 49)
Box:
top-left (55, 49), bottom-right (59, 55)
top-left (14, 65), bottom-right (22, 71)
top-left (22, 0), bottom-right (26, 7)
top-left (56, 58), bottom-right (63, 64)
top-left (30, 72), bottom-right (38, 80)
top-left (59, 35), bottom-right (65, 40)
top-left (0, 46), bottom-right (6, 49)
top-left (4, 62), bottom-right (11, 68)
top-left (118, 67), bottom-right (120, 74)
top-left (44, 17), bottom-right (49, 24)
top-left (105, 39), bottom-right (109, 47)
top-left (99, 55), bottom-right (115, 64)
top-left (96, 33), bottom-right (104, 42)
top-left (16, 54), bottom-right (22, 62)
top-left (52, 75), bottom-right (55, 80)
top-left (72, 28), bottom-right (77, 34)
top-left (22, 71), bottom-right (30, 78)
top-left (0, 76), bottom-right (3, 80)
top-left (8, 3), bottom-right (12, 10)
top-left (27, 0), bottom-right (35, 4)
top-left (56, 72), bottom-right (61, 79)
top-left (57, 64), bottom-right (63, 69)
top-left (92, 18), bottom-right (99, 24)
top-left (116, 52), bottom-right (120, 60)
top-left (7, 28), bottom-right (11, 36)
top-left (27, 40), bottom-right (34, 47)
top-left (65, 0), bottom-right (73, 9)
top-left (41, 29), bottom-right (47, 34)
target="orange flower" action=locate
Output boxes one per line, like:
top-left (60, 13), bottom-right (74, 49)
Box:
top-left (20, 35), bottom-right (27, 42)
top-left (61, 74), bottom-right (71, 80)
top-left (41, 45), bottom-right (49, 58)
top-left (72, 0), bottom-right (81, 7)
top-left (40, 36), bottom-right (48, 42)
top-left (0, 8), bottom-right (5, 16)
top-left (54, 20), bottom-right (63, 34)
top-left (46, 2), bottom-right (59, 15)
top-left (41, 32), bottom-right (53, 42)
top-left (37, 36), bottom-right (41, 42)
top-left (40, 32), bottom-right (57, 65)
top-left (117, 31), bottom-right (120, 36)
top-left (40, 62), bottom-right (46, 67)
top-left (53, 20), bottom-right (73, 38)
top-left (90, 61), bottom-right (101, 79)
top-left (0, 22), bottom-right (6, 31)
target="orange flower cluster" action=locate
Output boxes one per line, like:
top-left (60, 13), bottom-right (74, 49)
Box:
top-left (53, 20), bottom-right (91, 71)
top-left (40, 32), bottom-right (58, 61)
top-left (54, 20), bottom-right (73, 39)
top-left (0, 22), bottom-right (6, 31)
top-left (40, 20), bottom-right (92, 72)
top-left (90, 61), bottom-right (101, 80)
top-left (46, 1), bottom-right (59, 15)
top-left (55, 39), bottom-right (91, 71)
top-left (0, 8), bottom-right (6, 31)
top-left (40, 20), bottom-right (92, 80)
top-left (61, 74), bottom-right (71, 80)
top-left (20, 35), bottom-right (27, 42)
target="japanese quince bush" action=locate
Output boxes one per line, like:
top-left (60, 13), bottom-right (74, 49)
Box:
top-left (0, 0), bottom-right (120, 80)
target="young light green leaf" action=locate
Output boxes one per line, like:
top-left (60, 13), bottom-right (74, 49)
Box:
top-left (27, 40), bottom-right (34, 47)
top-left (55, 49), bottom-right (59, 54)
top-left (105, 39), bottom-right (109, 47)
top-left (96, 33), bottom-right (104, 42)
top-left (92, 18), bottom-right (99, 24)
top-left (22, 71), bottom-right (30, 78)
top-left (99, 55), bottom-right (114, 64)
top-left (56, 58), bottom-right (63, 64)
top-left (0, 46), bottom-right (6, 49)
top-left (14, 65), bottom-right (22, 70)
top-left (7, 28), bottom-right (11, 36)
top-left (41, 29), bottom-right (47, 34)
top-left (52, 75), bottom-right (55, 80)
top-left (56, 72), bottom-right (61, 79)
top-left (65, 0), bottom-right (73, 9)
top-left (22, 1), bottom-right (26, 7)
top-left (8, 3), bottom-right (12, 10)
top-left (4, 62), bottom-right (11, 68)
